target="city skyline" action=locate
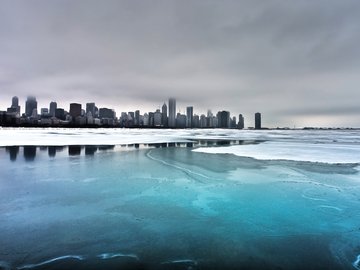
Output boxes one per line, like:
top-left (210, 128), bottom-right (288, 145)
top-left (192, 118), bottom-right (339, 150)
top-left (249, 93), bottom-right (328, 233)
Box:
top-left (0, 1), bottom-right (360, 128)
top-left (1, 95), bottom-right (263, 129)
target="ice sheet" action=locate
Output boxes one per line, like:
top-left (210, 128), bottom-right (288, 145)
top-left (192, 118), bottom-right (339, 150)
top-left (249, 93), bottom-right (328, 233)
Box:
top-left (0, 127), bottom-right (359, 146)
top-left (193, 141), bottom-right (360, 164)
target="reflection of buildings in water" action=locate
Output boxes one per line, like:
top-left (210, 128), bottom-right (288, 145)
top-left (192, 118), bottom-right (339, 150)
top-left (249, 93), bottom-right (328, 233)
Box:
top-left (216, 140), bottom-right (230, 146)
top-left (85, 145), bottom-right (98, 156)
top-left (98, 145), bottom-right (115, 151)
top-left (23, 146), bottom-right (37, 161)
top-left (48, 146), bottom-right (56, 157)
top-left (152, 143), bottom-right (161, 148)
top-left (6, 146), bottom-right (19, 161)
top-left (68, 145), bottom-right (81, 156)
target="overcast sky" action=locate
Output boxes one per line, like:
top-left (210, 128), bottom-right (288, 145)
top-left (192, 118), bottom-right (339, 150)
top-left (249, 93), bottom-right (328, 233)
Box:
top-left (0, 0), bottom-right (359, 127)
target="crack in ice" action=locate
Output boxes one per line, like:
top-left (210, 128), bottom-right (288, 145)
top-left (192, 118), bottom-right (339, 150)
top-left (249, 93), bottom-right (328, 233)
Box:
top-left (17, 255), bottom-right (85, 269)
top-left (97, 252), bottom-right (139, 260)
top-left (146, 150), bottom-right (210, 182)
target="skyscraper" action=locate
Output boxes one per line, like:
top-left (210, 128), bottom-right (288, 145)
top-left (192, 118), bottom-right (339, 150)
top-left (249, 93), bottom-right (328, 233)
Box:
top-left (99, 108), bottom-right (115, 119)
top-left (238, 114), bottom-right (244, 129)
top-left (25, 96), bottom-right (37, 117)
top-left (41, 108), bottom-right (49, 116)
top-left (207, 110), bottom-right (213, 128)
top-left (255, 112), bottom-right (261, 129)
top-left (55, 108), bottom-right (65, 120)
top-left (7, 96), bottom-right (20, 114)
top-left (12, 96), bottom-right (19, 108)
top-left (135, 110), bottom-right (140, 126)
top-left (69, 103), bottom-right (82, 118)
top-left (218, 111), bottom-right (230, 128)
top-left (176, 113), bottom-right (186, 128)
top-left (168, 98), bottom-right (176, 128)
top-left (49, 102), bottom-right (57, 117)
top-left (86, 103), bottom-right (96, 117)
top-left (161, 103), bottom-right (167, 127)
top-left (154, 109), bottom-right (162, 126)
top-left (186, 106), bottom-right (193, 128)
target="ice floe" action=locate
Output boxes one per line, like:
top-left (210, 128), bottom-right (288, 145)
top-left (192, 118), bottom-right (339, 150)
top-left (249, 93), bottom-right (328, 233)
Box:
top-left (193, 141), bottom-right (360, 164)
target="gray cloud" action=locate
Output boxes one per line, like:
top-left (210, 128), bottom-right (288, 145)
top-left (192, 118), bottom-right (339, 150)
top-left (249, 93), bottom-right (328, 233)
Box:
top-left (0, 0), bottom-right (359, 127)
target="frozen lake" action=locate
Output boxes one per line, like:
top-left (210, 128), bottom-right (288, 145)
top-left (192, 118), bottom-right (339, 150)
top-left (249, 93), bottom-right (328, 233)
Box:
top-left (0, 128), bottom-right (360, 270)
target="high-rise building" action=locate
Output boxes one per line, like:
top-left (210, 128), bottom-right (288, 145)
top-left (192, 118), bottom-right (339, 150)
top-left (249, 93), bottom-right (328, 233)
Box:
top-left (176, 113), bottom-right (186, 128)
top-left (12, 96), bottom-right (20, 113)
top-left (135, 110), bottom-right (140, 126)
top-left (200, 114), bottom-right (207, 128)
top-left (154, 109), bottom-right (162, 127)
top-left (148, 112), bottom-right (154, 127)
top-left (186, 106), bottom-right (193, 128)
top-left (127, 112), bottom-right (135, 127)
top-left (69, 103), bottom-right (82, 118)
top-left (55, 108), bottom-right (65, 120)
top-left (168, 98), bottom-right (176, 128)
top-left (207, 110), bottom-right (213, 128)
top-left (49, 102), bottom-right (57, 117)
top-left (238, 114), bottom-right (244, 129)
top-left (255, 112), bottom-right (261, 129)
top-left (86, 103), bottom-right (96, 117)
top-left (193, 114), bottom-right (200, 128)
top-left (25, 96), bottom-right (37, 117)
top-left (218, 111), bottom-right (230, 128)
top-left (99, 108), bottom-right (115, 119)
top-left (41, 108), bottom-right (49, 116)
top-left (7, 96), bottom-right (20, 114)
top-left (12, 96), bottom-right (19, 108)
top-left (161, 103), bottom-right (167, 127)
top-left (143, 113), bottom-right (149, 126)
top-left (230, 116), bottom-right (237, 128)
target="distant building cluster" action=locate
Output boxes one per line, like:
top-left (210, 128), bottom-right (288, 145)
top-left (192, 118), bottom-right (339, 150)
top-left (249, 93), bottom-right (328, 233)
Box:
top-left (0, 96), bottom-right (262, 129)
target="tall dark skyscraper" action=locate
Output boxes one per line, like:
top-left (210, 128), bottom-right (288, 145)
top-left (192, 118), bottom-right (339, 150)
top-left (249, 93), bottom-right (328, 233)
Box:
top-left (25, 96), bottom-right (37, 117)
top-left (86, 103), bottom-right (96, 117)
top-left (12, 96), bottom-right (19, 108)
top-left (186, 106), bottom-right (193, 128)
top-left (238, 114), bottom-right (244, 129)
top-left (255, 112), bottom-right (261, 129)
top-left (49, 102), bottom-right (57, 117)
top-left (168, 98), bottom-right (176, 128)
top-left (99, 108), bottom-right (115, 119)
top-left (135, 110), bottom-right (140, 126)
top-left (7, 96), bottom-right (20, 114)
top-left (69, 103), bottom-right (82, 118)
top-left (218, 111), bottom-right (230, 128)
top-left (161, 103), bottom-right (167, 127)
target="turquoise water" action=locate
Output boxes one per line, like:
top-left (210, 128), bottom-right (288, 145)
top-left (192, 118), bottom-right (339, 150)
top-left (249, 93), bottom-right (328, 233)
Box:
top-left (0, 140), bottom-right (360, 269)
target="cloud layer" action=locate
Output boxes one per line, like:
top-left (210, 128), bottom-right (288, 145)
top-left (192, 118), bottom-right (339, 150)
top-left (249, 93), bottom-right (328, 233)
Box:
top-left (1, 0), bottom-right (359, 127)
